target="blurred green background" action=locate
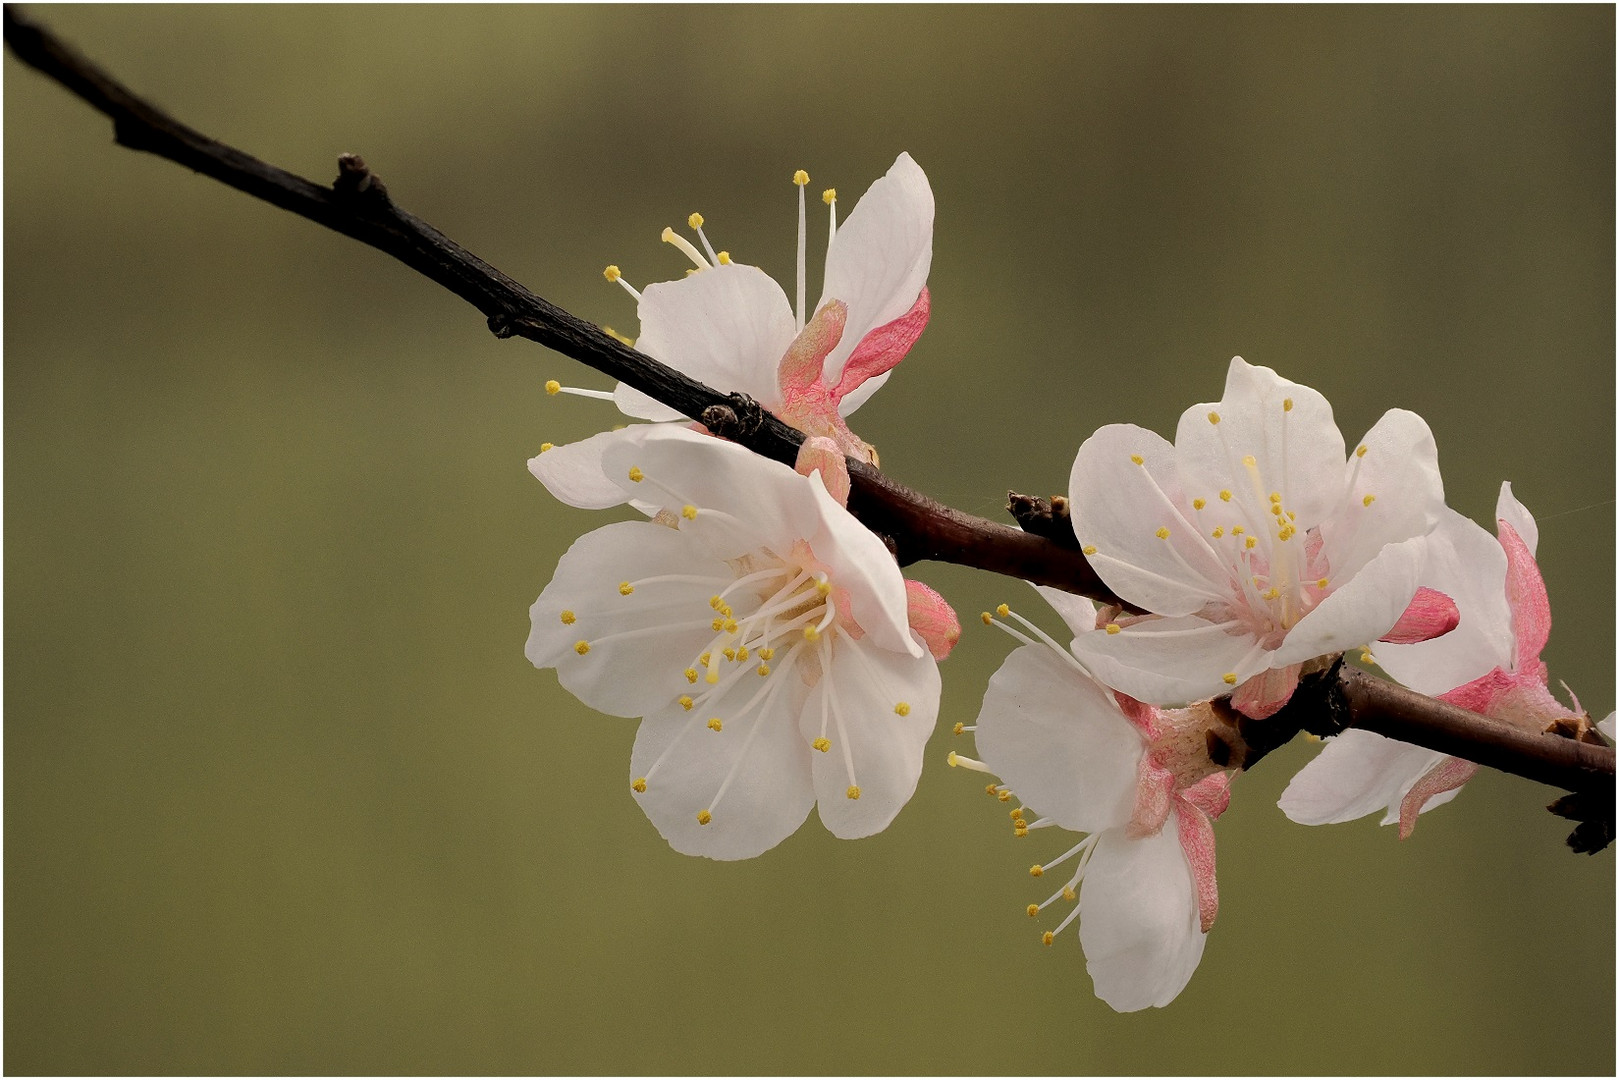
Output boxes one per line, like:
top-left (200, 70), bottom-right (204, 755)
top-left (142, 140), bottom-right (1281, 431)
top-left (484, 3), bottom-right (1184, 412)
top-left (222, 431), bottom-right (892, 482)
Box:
top-left (6, 5), bottom-right (1613, 1074)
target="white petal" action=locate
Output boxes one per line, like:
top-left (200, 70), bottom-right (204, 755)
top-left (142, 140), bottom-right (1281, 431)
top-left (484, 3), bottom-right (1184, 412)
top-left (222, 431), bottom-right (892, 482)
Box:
top-left (817, 152), bottom-right (933, 410)
top-left (1278, 728), bottom-right (1450, 826)
top-left (1032, 584), bottom-right (1099, 641)
top-left (1271, 535), bottom-right (1426, 666)
top-left (973, 644), bottom-right (1142, 833)
top-left (629, 680), bottom-right (816, 861)
top-left (1317, 408), bottom-right (1444, 580)
top-left (802, 634), bottom-right (939, 839)
top-left (1371, 507), bottom-right (1513, 694)
top-left (1598, 713), bottom-right (1615, 742)
top-left (1079, 821), bottom-right (1207, 1012)
top-left (800, 469), bottom-right (918, 657)
top-left (1495, 481), bottom-right (1538, 558)
top-left (623, 263), bottom-right (797, 419)
top-left (1174, 357), bottom-right (1346, 531)
top-left (528, 521), bottom-right (730, 718)
top-left (1069, 424), bottom-right (1235, 617)
top-left (528, 427), bottom-right (647, 510)
top-left (1068, 615), bottom-right (1270, 707)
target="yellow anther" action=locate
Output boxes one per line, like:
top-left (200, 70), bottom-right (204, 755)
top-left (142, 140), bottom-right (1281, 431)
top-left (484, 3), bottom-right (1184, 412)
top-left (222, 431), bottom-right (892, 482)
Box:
top-left (1245, 536), bottom-right (1258, 550)
top-left (1356, 444), bottom-right (1368, 458)
top-left (793, 169), bottom-right (809, 186)
top-left (1011, 808), bottom-right (1025, 821)
top-left (1014, 826), bottom-right (1029, 838)
top-left (1042, 931), bottom-right (1055, 946)
top-left (540, 442), bottom-right (554, 453)
top-left (603, 264), bottom-right (621, 282)
top-left (722, 648), bottom-right (736, 661)
top-left (1263, 587), bottom-right (1281, 600)
top-left (632, 777), bottom-right (647, 793)
top-left (678, 695), bottom-right (693, 711)
top-left (756, 663), bottom-right (771, 677)
top-left (684, 668), bottom-right (698, 684)
top-left (627, 467), bottom-right (644, 483)
top-left (996, 789), bottom-right (1011, 803)
top-left (952, 721), bottom-right (964, 735)
top-left (723, 620), bottom-right (738, 634)
top-left (803, 625), bottom-right (821, 642)
top-left (980, 611), bottom-right (993, 625)
top-left (574, 640), bottom-right (591, 655)
top-left (1305, 732), bottom-right (1322, 742)
top-left (1026, 904), bottom-right (1040, 918)
top-left (1317, 578), bottom-right (1329, 589)
top-left (719, 605), bottom-right (732, 618)
top-left (1082, 545), bottom-right (1097, 556)
top-left (1232, 525), bottom-right (1245, 535)
top-left (1155, 527), bottom-right (1171, 540)
top-left (1278, 526), bottom-right (1295, 541)
top-left (735, 647), bottom-right (749, 662)
top-left (602, 325), bottom-right (634, 346)
top-left (559, 610), bottom-right (576, 625)
top-left (697, 810), bottom-right (712, 825)
top-left (1212, 527), bottom-right (1224, 539)
top-left (619, 581), bottom-right (635, 596)
top-left (814, 737), bottom-right (831, 753)
top-left (687, 212), bottom-right (704, 229)
top-left (1360, 650), bottom-right (1374, 664)
top-left (699, 652), bottom-right (711, 667)
top-left (1207, 411), bottom-right (1221, 425)
top-left (815, 580), bottom-right (832, 596)
top-left (1270, 491), bottom-right (1282, 503)
top-left (1222, 672), bottom-right (1238, 685)
top-left (1029, 864), bottom-right (1044, 878)
top-left (1105, 623), bottom-right (1121, 635)
top-left (822, 188), bottom-right (836, 204)
top-left (1219, 490), bottom-right (1233, 502)
top-left (1130, 454), bottom-right (1145, 466)
top-left (717, 251), bottom-right (731, 265)
top-left (711, 617), bottom-right (726, 632)
top-left (709, 594), bottom-right (724, 609)
top-left (996, 603), bottom-right (1011, 618)
top-left (1363, 494), bottom-right (1376, 507)
top-left (1283, 398), bottom-right (1294, 412)
top-left (1242, 454), bottom-right (1257, 467)
top-left (1287, 510), bottom-right (1296, 521)
top-left (758, 648), bottom-right (774, 661)
top-left (707, 717), bottom-right (723, 732)
top-left (1192, 498), bottom-right (1206, 510)
top-left (1062, 885), bottom-right (1077, 902)
top-left (681, 504), bottom-right (699, 520)
top-left (545, 379), bottom-right (561, 395)
top-left (846, 785), bottom-right (861, 801)
top-left (1271, 505), bottom-right (1283, 517)
top-left (985, 783), bottom-right (999, 796)
top-left (895, 702), bottom-right (911, 716)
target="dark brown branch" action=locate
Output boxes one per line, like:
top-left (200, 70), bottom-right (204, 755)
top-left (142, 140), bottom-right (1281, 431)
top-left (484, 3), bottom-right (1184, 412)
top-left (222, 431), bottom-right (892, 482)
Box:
top-left (7, 6), bottom-right (1611, 809)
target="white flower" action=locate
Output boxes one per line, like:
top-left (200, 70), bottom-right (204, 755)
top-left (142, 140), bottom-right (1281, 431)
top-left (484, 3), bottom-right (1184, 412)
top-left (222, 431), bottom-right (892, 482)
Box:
top-left (1067, 356), bottom-right (1446, 718)
top-left (526, 425), bottom-right (943, 860)
top-left (958, 589), bottom-right (1232, 1012)
top-left (1280, 483), bottom-right (1590, 836)
top-left (595, 153), bottom-right (934, 463)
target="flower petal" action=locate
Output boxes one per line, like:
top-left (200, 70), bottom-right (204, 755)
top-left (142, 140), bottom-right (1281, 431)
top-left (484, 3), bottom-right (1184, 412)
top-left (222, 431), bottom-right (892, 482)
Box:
top-left (1378, 586), bottom-right (1460, 645)
top-left (794, 435), bottom-right (851, 507)
top-left (1069, 614), bottom-right (1271, 708)
top-left (1498, 516), bottom-right (1550, 674)
top-left (528, 427), bottom-right (650, 511)
top-left (1278, 728), bottom-right (1450, 826)
top-left (629, 684), bottom-right (816, 861)
top-left (1270, 535), bottom-right (1427, 666)
top-left (1317, 408), bottom-right (1444, 580)
top-left (817, 152), bottom-right (934, 413)
top-left (1032, 584), bottom-right (1100, 641)
top-left (972, 644), bottom-right (1143, 833)
top-left (620, 262), bottom-right (797, 419)
top-left (1496, 480), bottom-right (1538, 558)
top-left (831, 286), bottom-right (930, 407)
top-left (1370, 507), bottom-right (1513, 694)
top-left (802, 634), bottom-right (940, 839)
top-left (1069, 424), bottom-right (1235, 617)
top-left (1397, 755), bottom-right (1478, 838)
top-left (1079, 821), bottom-right (1207, 1012)
top-left (1173, 356), bottom-right (1345, 531)
top-left (904, 579), bottom-right (961, 660)
top-left (528, 521), bottom-right (730, 718)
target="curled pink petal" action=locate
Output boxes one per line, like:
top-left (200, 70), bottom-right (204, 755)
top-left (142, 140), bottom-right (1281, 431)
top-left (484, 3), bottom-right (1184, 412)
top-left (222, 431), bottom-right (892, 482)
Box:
top-left (1111, 691), bottom-right (1164, 742)
top-left (1230, 663), bottom-right (1302, 720)
top-left (1497, 520), bottom-right (1551, 673)
top-left (1181, 771), bottom-right (1232, 821)
top-left (1128, 756), bottom-right (1176, 838)
top-left (903, 579), bottom-right (961, 660)
top-left (830, 286), bottom-right (930, 405)
top-left (776, 300), bottom-right (846, 401)
top-left (1175, 803), bottom-right (1220, 933)
top-left (795, 436), bottom-right (850, 507)
top-left (1379, 586), bottom-right (1460, 644)
top-left (1397, 756), bottom-right (1479, 839)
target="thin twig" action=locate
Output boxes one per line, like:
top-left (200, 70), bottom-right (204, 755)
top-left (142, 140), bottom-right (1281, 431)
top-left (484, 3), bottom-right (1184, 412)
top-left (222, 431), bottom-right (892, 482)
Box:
top-left (6, 6), bottom-right (1610, 804)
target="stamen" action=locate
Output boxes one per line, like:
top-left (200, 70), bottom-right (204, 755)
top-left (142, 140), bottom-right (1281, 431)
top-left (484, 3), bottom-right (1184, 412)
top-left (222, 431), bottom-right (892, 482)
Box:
top-left (793, 169), bottom-right (809, 332)
top-left (544, 380), bottom-right (616, 401)
top-left (602, 264), bottom-right (642, 300)
top-left (946, 751), bottom-right (992, 773)
top-left (688, 212), bottom-right (721, 265)
top-left (661, 226), bottom-right (710, 270)
top-left (823, 187), bottom-right (837, 246)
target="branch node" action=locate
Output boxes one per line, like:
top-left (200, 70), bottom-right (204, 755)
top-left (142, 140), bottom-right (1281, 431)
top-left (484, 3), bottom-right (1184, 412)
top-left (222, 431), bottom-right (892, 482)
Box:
top-left (487, 312), bottom-right (516, 339)
top-left (700, 394), bottom-right (765, 440)
top-left (1007, 492), bottom-right (1081, 549)
top-left (333, 153), bottom-right (391, 204)
top-left (1547, 789), bottom-right (1615, 854)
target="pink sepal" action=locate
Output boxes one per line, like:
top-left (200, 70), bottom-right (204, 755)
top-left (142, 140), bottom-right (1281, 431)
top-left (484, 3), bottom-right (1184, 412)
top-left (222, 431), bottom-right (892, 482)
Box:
top-left (1379, 586), bottom-right (1460, 644)
top-left (1397, 755), bottom-right (1479, 839)
top-left (1112, 691), bottom-right (1164, 741)
top-left (1175, 802), bottom-right (1220, 933)
top-left (830, 286), bottom-right (931, 405)
top-left (1497, 520), bottom-right (1551, 673)
top-left (1181, 771), bottom-right (1232, 821)
top-left (795, 436), bottom-right (850, 507)
top-left (1127, 756), bottom-right (1175, 838)
top-left (777, 300), bottom-right (846, 401)
top-left (902, 579), bottom-right (960, 660)
top-left (1438, 667), bottom-right (1515, 714)
top-left (1230, 663), bottom-right (1302, 720)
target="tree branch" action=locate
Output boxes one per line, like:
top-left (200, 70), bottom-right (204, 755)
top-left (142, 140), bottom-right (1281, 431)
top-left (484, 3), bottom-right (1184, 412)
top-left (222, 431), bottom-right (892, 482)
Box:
top-left (7, 6), bottom-right (1610, 813)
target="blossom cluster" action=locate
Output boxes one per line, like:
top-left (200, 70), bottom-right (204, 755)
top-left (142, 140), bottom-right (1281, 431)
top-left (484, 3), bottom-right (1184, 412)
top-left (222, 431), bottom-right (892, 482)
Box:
top-left (523, 154), bottom-right (1610, 1012)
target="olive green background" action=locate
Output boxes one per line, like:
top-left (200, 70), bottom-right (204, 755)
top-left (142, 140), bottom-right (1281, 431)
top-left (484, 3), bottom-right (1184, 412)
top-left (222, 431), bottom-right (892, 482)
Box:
top-left (6, 5), bottom-right (1613, 1075)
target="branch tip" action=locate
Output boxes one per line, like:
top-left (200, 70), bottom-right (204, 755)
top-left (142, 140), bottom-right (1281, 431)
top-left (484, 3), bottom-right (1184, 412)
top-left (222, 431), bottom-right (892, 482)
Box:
top-left (333, 152), bottom-right (389, 202)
